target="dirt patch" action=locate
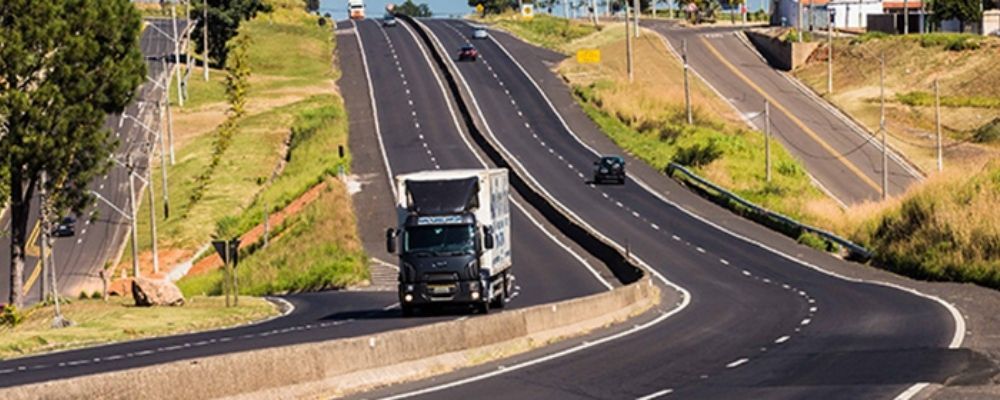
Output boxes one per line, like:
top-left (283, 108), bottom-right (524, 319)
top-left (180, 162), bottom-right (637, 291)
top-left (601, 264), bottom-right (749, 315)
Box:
top-left (185, 180), bottom-right (330, 277)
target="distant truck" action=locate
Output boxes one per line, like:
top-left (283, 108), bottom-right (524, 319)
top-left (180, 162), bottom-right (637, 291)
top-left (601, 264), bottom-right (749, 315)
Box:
top-left (348, 0), bottom-right (365, 19)
top-left (386, 169), bottom-right (513, 316)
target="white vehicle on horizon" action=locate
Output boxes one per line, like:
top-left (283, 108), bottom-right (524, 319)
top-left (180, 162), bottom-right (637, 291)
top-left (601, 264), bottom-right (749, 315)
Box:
top-left (348, 0), bottom-right (365, 20)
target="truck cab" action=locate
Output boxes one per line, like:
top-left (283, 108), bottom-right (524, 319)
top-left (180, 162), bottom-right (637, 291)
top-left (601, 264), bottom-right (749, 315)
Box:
top-left (386, 170), bottom-right (512, 316)
top-left (348, 0), bottom-right (365, 20)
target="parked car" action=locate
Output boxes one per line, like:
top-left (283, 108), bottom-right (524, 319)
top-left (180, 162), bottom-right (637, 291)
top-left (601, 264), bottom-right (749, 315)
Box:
top-left (52, 216), bottom-right (77, 237)
top-left (382, 14), bottom-right (397, 27)
top-left (593, 155), bottom-right (626, 184)
top-left (458, 44), bottom-right (478, 61)
top-left (472, 27), bottom-right (488, 39)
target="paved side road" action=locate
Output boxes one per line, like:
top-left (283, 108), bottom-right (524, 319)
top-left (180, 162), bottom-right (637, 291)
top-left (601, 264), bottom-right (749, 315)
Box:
top-left (650, 21), bottom-right (920, 205)
top-left (1, 19), bottom-right (190, 305)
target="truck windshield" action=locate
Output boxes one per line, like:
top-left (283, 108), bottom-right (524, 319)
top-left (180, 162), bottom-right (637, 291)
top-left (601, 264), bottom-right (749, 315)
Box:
top-left (403, 225), bottom-right (475, 256)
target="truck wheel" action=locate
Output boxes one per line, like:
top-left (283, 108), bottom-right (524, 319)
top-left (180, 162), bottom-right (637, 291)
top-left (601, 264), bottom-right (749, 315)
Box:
top-left (401, 304), bottom-right (415, 317)
top-left (493, 273), bottom-right (508, 309)
top-left (477, 301), bottom-right (490, 314)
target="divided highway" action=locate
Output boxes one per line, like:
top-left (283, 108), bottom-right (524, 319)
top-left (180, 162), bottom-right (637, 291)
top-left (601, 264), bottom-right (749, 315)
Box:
top-left (0, 18), bottom-right (609, 389)
top-left (651, 22), bottom-right (921, 205)
top-left (355, 19), bottom-right (967, 399)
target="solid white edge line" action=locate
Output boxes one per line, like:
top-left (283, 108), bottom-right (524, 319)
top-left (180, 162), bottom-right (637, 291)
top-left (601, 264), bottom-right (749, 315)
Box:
top-left (636, 388), bottom-right (674, 400)
top-left (484, 20), bottom-right (966, 400)
top-left (401, 19), bottom-right (613, 292)
top-left (375, 19), bottom-right (690, 400)
top-left (354, 19), bottom-right (398, 200)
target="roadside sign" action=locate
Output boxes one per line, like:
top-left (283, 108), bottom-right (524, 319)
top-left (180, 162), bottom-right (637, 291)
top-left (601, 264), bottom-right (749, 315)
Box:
top-left (521, 4), bottom-right (534, 19)
top-left (476, 3), bottom-right (484, 16)
top-left (576, 49), bottom-right (601, 64)
top-left (212, 239), bottom-right (241, 267)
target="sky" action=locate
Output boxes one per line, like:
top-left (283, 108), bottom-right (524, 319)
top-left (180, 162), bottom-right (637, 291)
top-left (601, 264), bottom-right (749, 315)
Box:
top-left (321, 0), bottom-right (475, 20)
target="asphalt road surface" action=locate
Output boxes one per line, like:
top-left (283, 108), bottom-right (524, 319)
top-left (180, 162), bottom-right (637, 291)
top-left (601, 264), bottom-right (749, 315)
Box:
top-left (0, 18), bottom-right (609, 389)
top-left (650, 22), bottom-right (920, 205)
top-left (1, 19), bottom-right (191, 305)
top-left (352, 19), bottom-right (968, 399)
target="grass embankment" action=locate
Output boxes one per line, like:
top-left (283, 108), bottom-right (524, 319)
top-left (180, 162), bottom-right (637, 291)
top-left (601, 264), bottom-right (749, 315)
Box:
top-left (534, 20), bottom-right (839, 224)
top-left (476, 13), bottom-right (599, 54)
top-left (794, 33), bottom-right (1000, 173)
top-left (125, 1), bottom-right (366, 294)
top-left (0, 296), bottom-right (274, 359)
top-left (497, 16), bottom-right (1000, 288)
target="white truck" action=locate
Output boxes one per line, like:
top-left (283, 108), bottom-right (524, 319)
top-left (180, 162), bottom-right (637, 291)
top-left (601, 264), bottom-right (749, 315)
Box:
top-left (348, 0), bottom-right (365, 20)
top-left (386, 169), bottom-right (512, 316)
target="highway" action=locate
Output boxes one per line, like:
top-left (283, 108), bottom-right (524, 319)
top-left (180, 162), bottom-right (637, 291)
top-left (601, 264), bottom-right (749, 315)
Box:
top-left (650, 22), bottom-right (921, 205)
top-left (350, 18), bottom-right (968, 399)
top-left (1, 19), bottom-right (190, 305)
top-left (0, 18), bottom-right (609, 388)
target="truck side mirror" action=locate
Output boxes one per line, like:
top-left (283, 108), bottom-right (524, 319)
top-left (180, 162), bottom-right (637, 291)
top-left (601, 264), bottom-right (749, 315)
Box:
top-left (385, 228), bottom-right (397, 254)
top-left (483, 226), bottom-right (495, 250)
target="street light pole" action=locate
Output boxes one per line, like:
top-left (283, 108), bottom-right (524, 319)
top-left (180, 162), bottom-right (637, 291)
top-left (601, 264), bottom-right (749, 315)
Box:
top-left (935, 79), bottom-right (943, 172)
top-left (126, 156), bottom-right (141, 278)
top-left (683, 39), bottom-right (692, 124)
top-left (634, 0), bottom-right (640, 37)
top-left (39, 171), bottom-right (70, 328)
top-left (828, 11), bottom-right (833, 94)
top-left (765, 100), bottom-right (772, 183)
top-left (171, 5), bottom-right (184, 108)
top-left (147, 145), bottom-right (160, 275)
top-left (626, 3), bottom-right (634, 82)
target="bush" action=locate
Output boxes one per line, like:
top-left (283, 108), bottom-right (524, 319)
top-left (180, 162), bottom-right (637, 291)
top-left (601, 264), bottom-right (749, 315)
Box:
top-left (673, 140), bottom-right (723, 167)
top-left (919, 33), bottom-right (982, 51)
top-left (797, 231), bottom-right (830, 252)
top-left (853, 31), bottom-right (889, 44)
top-left (1, 304), bottom-right (24, 328)
top-left (974, 118), bottom-right (1000, 143)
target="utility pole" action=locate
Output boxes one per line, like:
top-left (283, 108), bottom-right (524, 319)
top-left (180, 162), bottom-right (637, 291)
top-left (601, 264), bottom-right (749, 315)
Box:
top-left (564, 0), bottom-right (570, 19)
top-left (223, 242), bottom-right (231, 307)
top-left (161, 58), bottom-right (176, 165)
top-left (147, 145), bottom-right (159, 275)
top-left (633, 0), bottom-right (640, 37)
top-left (935, 79), bottom-right (943, 172)
top-left (880, 51), bottom-right (888, 200)
top-left (765, 100), bottom-right (772, 183)
top-left (626, 3), bottom-right (634, 82)
top-left (797, 0), bottom-right (803, 42)
top-left (39, 171), bottom-right (70, 328)
top-left (263, 202), bottom-right (270, 248)
top-left (827, 11), bottom-right (833, 94)
top-left (172, 5), bottom-right (184, 107)
top-left (157, 101), bottom-right (171, 219)
top-left (203, 0), bottom-right (210, 81)
top-left (903, 0), bottom-right (909, 34)
top-left (683, 39), bottom-right (692, 124)
top-left (127, 155), bottom-right (141, 278)
top-left (39, 173), bottom-right (49, 304)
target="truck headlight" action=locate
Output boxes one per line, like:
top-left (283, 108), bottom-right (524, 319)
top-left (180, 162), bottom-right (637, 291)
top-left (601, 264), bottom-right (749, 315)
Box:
top-left (405, 284), bottom-right (414, 292)
top-left (471, 291), bottom-right (480, 300)
top-left (404, 294), bottom-right (413, 302)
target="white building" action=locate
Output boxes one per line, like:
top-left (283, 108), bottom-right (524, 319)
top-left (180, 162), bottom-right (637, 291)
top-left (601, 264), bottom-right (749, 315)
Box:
top-left (774, 0), bottom-right (883, 29)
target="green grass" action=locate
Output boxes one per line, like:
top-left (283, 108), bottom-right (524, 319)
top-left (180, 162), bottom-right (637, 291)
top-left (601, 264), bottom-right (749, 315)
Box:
top-left (0, 296), bottom-right (276, 360)
top-left (485, 13), bottom-right (599, 54)
top-left (178, 180), bottom-right (367, 297)
top-left (895, 91), bottom-right (1000, 109)
top-left (918, 33), bottom-right (983, 51)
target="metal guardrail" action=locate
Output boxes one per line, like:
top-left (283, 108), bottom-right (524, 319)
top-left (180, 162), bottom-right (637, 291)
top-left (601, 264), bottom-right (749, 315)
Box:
top-left (666, 162), bottom-right (873, 261)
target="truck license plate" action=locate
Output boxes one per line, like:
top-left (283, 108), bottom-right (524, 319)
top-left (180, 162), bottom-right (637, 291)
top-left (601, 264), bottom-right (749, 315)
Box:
top-left (429, 285), bottom-right (453, 294)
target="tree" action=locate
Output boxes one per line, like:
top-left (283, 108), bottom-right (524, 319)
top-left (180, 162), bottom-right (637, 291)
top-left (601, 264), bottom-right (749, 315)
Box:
top-left (395, 0), bottom-right (434, 17)
top-left (0, 0), bottom-right (146, 308)
top-left (192, 0), bottom-right (271, 68)
top-left (468, 0), bottom-right (519, 14)
top-left (931, 0), bottom-right (982, 27)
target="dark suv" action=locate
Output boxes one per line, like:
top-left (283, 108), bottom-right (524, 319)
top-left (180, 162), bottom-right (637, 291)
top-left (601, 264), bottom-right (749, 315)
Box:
top-left (593, 155), bottom-right (626, 184)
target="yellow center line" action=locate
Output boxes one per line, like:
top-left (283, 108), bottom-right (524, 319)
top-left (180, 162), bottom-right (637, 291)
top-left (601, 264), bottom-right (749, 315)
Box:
top-left (699, 37), bottom-right (882, 194)
top-left (23, 261), bottom-right (42, 297)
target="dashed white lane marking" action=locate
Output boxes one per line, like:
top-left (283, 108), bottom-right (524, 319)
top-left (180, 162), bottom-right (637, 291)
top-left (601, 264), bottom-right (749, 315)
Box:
top-left (720, 259), bottom-right (729, 265)
top-left (651, 223), bottom-right (660, 230)
top-left (809, 306), bottom-right (818, 313)
top-left (762, 278), bottom-right (771, 283)
top-left (636, 388), bottom-right (674, 400)
top-left (742, 270), bottom-right (751, 276)
top-left (615, 201), bottom-right (623, 208)
top-left (726, 358), bottom-right (750, 368)
top-left (671, 235), bottom-right (681, 241)
top-left (808, 298), bottom-right (816, 304)
top-left (801, 318), bottom-right (812, 325)
top-left (696, 247), bottom-right (705, 253)
top-left (774, 335), bottom-right (790, 344)
top-left (632, 211), bottom-right (640, 218)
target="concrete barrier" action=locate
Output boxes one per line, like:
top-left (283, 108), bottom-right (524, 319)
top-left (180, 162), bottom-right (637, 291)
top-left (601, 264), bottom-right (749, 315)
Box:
top-left (0, 279), bottom-right (659, 400)
top-left (744, 29), bottom-right (820, 71)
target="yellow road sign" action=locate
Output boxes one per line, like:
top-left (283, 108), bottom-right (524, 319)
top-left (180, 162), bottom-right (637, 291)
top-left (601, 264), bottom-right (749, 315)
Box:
top-left (476, 3), bottom-right (484, 15)
top-left (521, 4), bottom-right (534, 19)
top-left (576, 49), bottom-right (601, 64)
top-left (24, 221), bottom-right (41, 258)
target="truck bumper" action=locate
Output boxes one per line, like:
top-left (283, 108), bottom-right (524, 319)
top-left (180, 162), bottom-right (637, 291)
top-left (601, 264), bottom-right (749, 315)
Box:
top-left (399, 280), bottom-right (484, 306)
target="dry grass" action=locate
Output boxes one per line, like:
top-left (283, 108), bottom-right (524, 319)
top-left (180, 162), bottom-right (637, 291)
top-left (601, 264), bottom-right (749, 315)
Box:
top-left (794, 35), bottom-right (1000, 173)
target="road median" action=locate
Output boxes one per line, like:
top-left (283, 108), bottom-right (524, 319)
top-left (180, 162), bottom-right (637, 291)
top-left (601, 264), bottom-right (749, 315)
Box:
top-left (0, 278), bottom-right (659, 400)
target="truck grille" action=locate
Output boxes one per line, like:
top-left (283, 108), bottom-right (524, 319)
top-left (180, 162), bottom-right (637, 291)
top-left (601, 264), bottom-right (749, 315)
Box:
top-left (424, 272), bottom-right (459, 282)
